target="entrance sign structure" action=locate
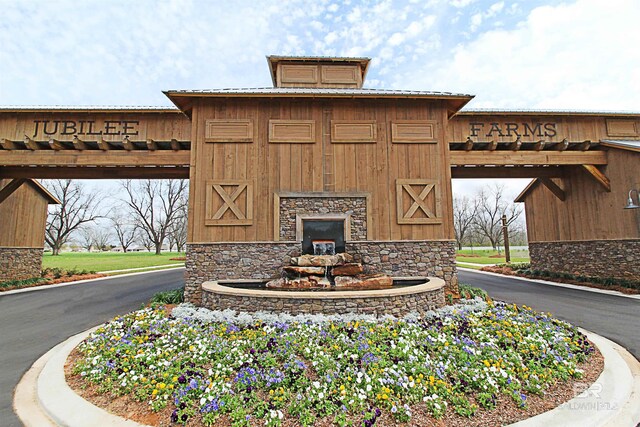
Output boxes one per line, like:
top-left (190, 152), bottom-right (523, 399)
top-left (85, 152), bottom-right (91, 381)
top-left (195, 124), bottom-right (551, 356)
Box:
top-left (0, 56), bottom-right (638, 292)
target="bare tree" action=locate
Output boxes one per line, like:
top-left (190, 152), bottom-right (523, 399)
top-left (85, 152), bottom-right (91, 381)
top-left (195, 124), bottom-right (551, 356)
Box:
top-left (44, 180), bottom-right (102, 255)
top-left (92, 227), bottom-right (112, 251)
top-left (453, 195), bottom-right (478, 250)
top-left (472, 184), bottom-right (522, 249)
top-left (119, 179), bottom-right (188, 255)
top-left (110, 214), bottom-right (138, 252)
top-left (166, 192), bottom-right (188, 252)
top-left (78, 227), bottom-right (95, 251)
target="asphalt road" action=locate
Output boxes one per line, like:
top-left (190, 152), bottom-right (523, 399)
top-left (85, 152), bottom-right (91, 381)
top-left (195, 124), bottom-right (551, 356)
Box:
top-left (0, 269), bottom-right (185, 427)
top-left (459, 269), bottom-right (640, 359)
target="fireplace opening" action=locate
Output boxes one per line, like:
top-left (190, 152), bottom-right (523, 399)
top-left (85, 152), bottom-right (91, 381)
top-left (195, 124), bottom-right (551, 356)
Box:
top-left (301, 219), bottom-right (345, 255)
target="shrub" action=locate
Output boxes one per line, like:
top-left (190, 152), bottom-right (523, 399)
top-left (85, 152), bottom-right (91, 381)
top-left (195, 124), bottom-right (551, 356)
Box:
top-left (459, 283), bottom-right (489, 301)
top-left (150, 287), bottom-right (185, 305)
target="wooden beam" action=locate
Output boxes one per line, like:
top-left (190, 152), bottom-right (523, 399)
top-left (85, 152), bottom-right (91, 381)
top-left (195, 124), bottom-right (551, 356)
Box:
top-left (146, 138), bottom-right (158, 151)
top-left (452, 166), bottom-right (565, 179)
top-left (122, 136), bottom-right (134, 151)
top-left (510, 136), bottom-right (522, 151)
top-left (96, 136), bottom-right (110, 151)
top-left (48, 138), bottom-right (65, 151)
top-left (0, 150), bottom-right (190, 167)
top-left (0, 139), bottom-right (20, 150)
top-left (170, 138), bottom-right (181, 151)
top-left (0, 178), bottom-right (27, 204)
top-left (450, 150), bottom-right (607, 166)
top-left (0, 166), bottom-right (190, 180)
top-left (534, 139), bottom-right (546, 151)
top-left (464, 137), bottom-right (474, 151)
top-left (23, 136), bottom-right (38, 150)
top-left (72, 136), bottom-right (88, 151)
top-left (540, 177), bottom-right (566, 201)
top-left (581, 164), bottom-right (611, 192)
top-left (556, 138), bottom-right (569, 151)
top-left (579, 140), bottom-right (591, 151)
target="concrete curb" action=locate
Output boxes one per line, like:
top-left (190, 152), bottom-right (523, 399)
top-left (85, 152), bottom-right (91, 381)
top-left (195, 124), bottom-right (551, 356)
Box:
top-left (1, 266), bottom-right (185, 296)
top-left (14, 325), bottom-right (640, 427)
top-left (458, 267), bottom-right (640, 300)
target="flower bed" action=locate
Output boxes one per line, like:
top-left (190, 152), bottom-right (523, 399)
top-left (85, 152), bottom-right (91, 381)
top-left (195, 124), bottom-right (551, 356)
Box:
top-left (69, 300), bottom-right (599, 426)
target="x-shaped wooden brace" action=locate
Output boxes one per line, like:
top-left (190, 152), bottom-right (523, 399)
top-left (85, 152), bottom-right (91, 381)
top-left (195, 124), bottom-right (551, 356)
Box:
top-left (402, 183), bottom-right (435, 219)
top-left (212, 184), bottom-right (247, 220)
top-left (396, 179), bottom-right (441, 224)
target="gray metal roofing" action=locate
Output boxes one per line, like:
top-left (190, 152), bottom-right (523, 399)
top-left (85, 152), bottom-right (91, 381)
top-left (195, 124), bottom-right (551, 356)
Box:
top-left (460, 108), bottom-right (640, 116)
top-left (266, 55), bottom-right (371, 61)
top-left (0, 105), bottom-right (179, 111)
top-left (164, 87), bottom-right (472, 97)
top-left (600, 139), bottom-right (640, 149)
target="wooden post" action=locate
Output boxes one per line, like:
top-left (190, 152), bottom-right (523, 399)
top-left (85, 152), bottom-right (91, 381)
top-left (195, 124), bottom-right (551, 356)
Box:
top-left (501, 214), bottom-right (511, 263)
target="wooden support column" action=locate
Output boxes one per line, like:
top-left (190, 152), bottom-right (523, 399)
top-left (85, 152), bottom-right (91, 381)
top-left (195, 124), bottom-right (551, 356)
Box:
top-left (0, 178), bottom-right (27, 204)
top-left (581, 164), bottom-right (611, 192)
top-left (540, 177), bottom-right (566, 201)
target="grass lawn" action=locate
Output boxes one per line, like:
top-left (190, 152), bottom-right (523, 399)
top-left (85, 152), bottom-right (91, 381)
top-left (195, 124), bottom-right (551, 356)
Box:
top-left (42, 251), bottom-right (185, 272)
top-left (456, 249), bottom-right (529, 265)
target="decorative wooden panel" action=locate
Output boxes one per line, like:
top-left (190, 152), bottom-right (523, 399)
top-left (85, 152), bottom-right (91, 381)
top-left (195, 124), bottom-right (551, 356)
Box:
top-left (321, 65), bottom-right (359, 85)
top-left (268, 120), bottom-right (316, 143)
top-left (280, 65), bottom-right (318, 84)
top-left (205, 180), bottom-right (253, 226)
top-left (391, 120), bottom-right (437, 143)
top-left (396, 179), bottom-right (442, 224)
top-left (331, 120), bottom-right (377, 143)
top-left (205, 119), bottom-right (254, 143)
top-left (606, 119), bottom-right (638, 137)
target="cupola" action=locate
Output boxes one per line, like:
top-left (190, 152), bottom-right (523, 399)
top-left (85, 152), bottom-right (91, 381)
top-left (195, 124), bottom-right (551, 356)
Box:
top-left (267, 56), bottom-right (370, 89)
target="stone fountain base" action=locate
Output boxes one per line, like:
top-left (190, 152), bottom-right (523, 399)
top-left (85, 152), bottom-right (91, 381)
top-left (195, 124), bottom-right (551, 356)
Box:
top-left (201, 277), bottom-right (446, 316)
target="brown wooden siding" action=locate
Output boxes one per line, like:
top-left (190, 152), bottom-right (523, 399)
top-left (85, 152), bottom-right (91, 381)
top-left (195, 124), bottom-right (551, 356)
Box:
top-left (0, 180), bottom-right (49, 247)
top-left (189, 98), bottom-right (453, 243)
top-left (522, 149), bottom-right (640, 242)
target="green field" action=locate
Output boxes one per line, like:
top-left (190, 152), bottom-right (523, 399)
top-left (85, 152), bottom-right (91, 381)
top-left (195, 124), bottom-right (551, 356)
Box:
top-left (456, 248), bottom-right (529, 265)
top-left (42, 252), bottom-right (186, 272)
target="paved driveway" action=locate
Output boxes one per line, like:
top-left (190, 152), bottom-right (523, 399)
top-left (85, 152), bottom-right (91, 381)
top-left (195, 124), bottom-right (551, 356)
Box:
top-left (0, 269), bottom-right (185, 427)
top-left (459, 269), bottom-right (640, 359)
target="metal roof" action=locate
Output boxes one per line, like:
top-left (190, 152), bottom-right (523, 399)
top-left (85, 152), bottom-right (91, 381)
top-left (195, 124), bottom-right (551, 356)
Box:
top-left (600, 139), bottom-right (640, 152)
top-left (0, 105), bottom-right (180, 112)
top-left (164, 87), bottom-right (472, 97)
top-left (459, 108), bottom-right (640, 117)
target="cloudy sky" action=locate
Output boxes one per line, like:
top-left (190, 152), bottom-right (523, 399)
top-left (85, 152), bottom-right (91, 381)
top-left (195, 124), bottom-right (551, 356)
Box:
top-left (1, 0), bottom-right (639, 199)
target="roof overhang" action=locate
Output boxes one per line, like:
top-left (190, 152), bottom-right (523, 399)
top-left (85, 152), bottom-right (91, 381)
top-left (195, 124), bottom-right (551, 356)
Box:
top-left (163, 89), bottom-right (474, 117)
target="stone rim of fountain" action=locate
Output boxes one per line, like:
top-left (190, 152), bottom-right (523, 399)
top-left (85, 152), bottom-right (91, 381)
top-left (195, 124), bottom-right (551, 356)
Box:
top-left (202, 276), bottom-right (444, 300)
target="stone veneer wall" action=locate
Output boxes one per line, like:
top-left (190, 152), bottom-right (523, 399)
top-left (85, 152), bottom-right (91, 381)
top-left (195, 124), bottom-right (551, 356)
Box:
top-left (186, 242), bottom-right (301, 304)
top-left (279, 196), bottom-right (367, 241)
top-left (187, 239), bottom-right (458, 304)
top-left (0, 247), bottom-right (43, 282)
top-left (202, 286), bottom-right (445, 317)
top-left (529, 239), bottom-right (640, 281)
top-left (346, 240), bottom-right (458, 293)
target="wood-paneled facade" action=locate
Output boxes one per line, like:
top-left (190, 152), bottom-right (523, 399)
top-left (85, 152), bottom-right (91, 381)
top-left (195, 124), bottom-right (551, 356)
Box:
top-left (187, 98), bottom-right (455, 244)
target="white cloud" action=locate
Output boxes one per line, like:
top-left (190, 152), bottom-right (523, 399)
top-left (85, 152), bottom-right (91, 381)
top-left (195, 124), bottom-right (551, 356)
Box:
top-left (400, 0), bottom-right (640, 111)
